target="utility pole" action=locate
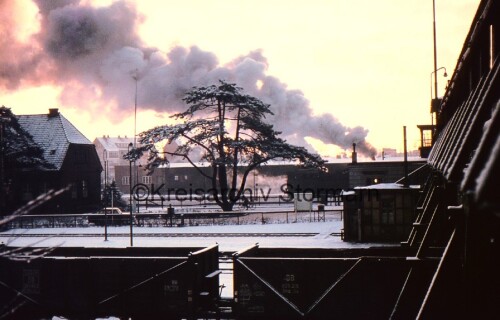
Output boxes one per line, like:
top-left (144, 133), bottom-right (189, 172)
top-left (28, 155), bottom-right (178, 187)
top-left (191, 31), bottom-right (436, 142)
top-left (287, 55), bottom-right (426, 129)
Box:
top-left (433, 0), bottom-right (439, 102)
top-left (403, 126), bottom-right (409, 187)
top-left (128, 142), bottom-right (134, 247)
top-left (103, 149), bottom-right (108, 241)
top-left (133, 69), bottom-right (139, 213)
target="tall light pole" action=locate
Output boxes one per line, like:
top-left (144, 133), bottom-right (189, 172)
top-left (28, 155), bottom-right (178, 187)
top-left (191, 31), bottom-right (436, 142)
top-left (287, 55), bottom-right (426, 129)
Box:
top-left (103, 149), bottom-right (108, 241)
top-left (133, 70), bottom-right (138, 149)
top-left (132, 70), bottom-right (139, 213)
top-left (431, 67), bottom-right (448, 99)
top-left (430, 67), bottom-right (448, 131)
top-left (128, 142), bottom-right (134, 247)
top-left (432, 0), bottom-right (439, 102)
top-left (431, 1), bottom-right (448, 133)
top-left (430, 67), bottom-right (448, 101)
top-left (403, 126), bottom-right (409, 187)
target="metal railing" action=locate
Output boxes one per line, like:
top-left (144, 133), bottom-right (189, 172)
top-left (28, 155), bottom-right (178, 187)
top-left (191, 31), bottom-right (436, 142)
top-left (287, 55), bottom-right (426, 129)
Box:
top-left (2, 209), bottom-right (343, 230)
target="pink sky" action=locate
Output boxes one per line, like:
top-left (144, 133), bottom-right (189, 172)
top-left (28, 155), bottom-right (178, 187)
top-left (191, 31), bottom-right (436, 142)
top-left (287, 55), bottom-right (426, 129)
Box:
top-left (1, 0), bottom-right (480, 157)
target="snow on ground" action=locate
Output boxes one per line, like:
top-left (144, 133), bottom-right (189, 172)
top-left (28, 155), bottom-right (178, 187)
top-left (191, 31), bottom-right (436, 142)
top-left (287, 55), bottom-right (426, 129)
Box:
top-left (0, 220), bottom-right (390, 252)
top-left (0, 203), bottom-right (389, 251)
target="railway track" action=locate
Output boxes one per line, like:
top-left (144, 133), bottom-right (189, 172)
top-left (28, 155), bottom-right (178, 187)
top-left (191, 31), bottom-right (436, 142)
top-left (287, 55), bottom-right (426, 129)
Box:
top-left (0, 232), bottom-right (318, 238)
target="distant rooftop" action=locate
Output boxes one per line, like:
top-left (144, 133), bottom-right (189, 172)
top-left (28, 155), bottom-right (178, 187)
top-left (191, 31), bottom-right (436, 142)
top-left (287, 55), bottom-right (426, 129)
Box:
top-left (94, 136), bottom-right (136, 151)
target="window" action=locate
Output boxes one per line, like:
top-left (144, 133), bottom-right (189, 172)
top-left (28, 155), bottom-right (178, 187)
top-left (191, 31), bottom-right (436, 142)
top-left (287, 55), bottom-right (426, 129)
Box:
top-left (422, 130), bottom-right (433, 147)
top-left (116, 143), bottom-right (131, 148)
top-left (142, 176), bottom-right (153, 184)
top-left (184, 175), bottom-right (188, 181)
top-left (122, 176), bottom-right (130, 186)
top-left (174, 175), bottom-right (179, 181)
top-left (108, 151), bottom-right (119, 158)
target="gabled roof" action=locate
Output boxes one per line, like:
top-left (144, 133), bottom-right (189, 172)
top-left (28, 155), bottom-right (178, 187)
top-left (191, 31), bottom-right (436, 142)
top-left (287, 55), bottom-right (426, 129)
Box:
top-left (94, 136), bottom-right (135, 151)
top-left (18, 109), bottom-right (92, 170)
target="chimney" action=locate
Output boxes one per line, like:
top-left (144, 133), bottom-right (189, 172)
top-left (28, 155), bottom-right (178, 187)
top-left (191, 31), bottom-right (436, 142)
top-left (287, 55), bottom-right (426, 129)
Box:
top-left (352, 143), bottom-right (358, 164)
top-left (403, 126), bottom-right (409, 187)
top-left (48, 108), bottom-right (59, 117)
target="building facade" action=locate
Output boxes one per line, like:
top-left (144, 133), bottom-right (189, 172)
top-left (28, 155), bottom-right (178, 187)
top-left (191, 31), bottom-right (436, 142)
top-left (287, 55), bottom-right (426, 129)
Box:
top-left (93, 136), bottom-right (149, 185)
top-left (15, 109), bottom-right (102, 213)
top-left (113, 159), bottom-right (427, 207)
top-left (347, 159), bottom-right (426, 188)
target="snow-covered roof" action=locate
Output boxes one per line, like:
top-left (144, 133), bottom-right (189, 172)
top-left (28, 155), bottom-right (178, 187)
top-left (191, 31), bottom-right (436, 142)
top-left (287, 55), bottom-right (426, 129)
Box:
top-left (354, 183), bottom-right (420, 190)
top-left (18, 109), bottom-right (92, 170)
top-left (94, 136), bottom-right (135, 151)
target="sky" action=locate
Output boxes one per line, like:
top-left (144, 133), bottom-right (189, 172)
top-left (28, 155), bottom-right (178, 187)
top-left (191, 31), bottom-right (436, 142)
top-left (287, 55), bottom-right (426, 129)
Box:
top-left (1, 0), bottom-right (480, 158)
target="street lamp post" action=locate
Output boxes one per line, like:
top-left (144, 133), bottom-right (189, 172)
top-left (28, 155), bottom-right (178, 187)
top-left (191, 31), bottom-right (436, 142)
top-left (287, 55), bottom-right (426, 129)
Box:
top-left (133, 70), bottom-right (138, 150)
top-left (132, 70), bottom-right (139, 213)
top-left (433, 0), bottom-right (439, 103)
top-left (430, 67), bottom-right (448, 130)
top-left (103, 150), bottom-right (108, 241)
top-left (253, 171), bottom-right (258, 203)
top-left (431, 0), bottom-right (449, 129)
top-left (430, 67), bottom-right (448, 100)
top-left (128, 142), bottom-right (134, 247)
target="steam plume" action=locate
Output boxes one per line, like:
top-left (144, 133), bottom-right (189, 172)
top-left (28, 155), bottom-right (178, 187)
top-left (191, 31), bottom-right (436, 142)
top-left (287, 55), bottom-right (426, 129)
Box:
top-left (0, 0), bottom-right (376, 157)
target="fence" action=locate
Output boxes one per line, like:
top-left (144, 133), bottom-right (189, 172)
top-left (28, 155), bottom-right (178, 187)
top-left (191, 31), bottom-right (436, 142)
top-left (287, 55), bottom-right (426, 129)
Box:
top-left (2, 209), bottom-right (343, 230)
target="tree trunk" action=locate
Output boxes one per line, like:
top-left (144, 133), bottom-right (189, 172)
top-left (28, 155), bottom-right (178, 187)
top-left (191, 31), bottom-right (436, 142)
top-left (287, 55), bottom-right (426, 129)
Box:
top-left (221, 201), bottom-right (234, 212)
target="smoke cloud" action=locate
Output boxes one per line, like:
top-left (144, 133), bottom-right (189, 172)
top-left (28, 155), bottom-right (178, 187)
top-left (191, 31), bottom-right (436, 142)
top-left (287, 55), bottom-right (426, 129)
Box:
top-left (0, 0), bottom-right (376, 157)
